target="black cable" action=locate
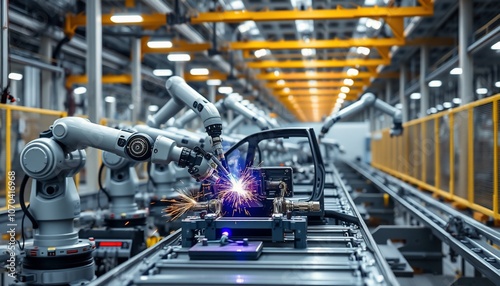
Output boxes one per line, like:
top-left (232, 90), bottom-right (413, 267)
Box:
top-left (324, 210), bottom-right (360, 225)
top-left (16, 206), bottom-right (28, 251)
top-left (98, 163), bottom-right (112, 206)
top-left (20, 175), bottom-right (38, 229)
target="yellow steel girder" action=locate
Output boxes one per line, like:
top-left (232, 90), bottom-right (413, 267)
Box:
top-left (228, 38), bottom-right (405, 50)
top-left (266, 80), bottom-right (367, 89)
top-left (189, 6), bottom-right (434, 23)
top-left (66, 74), bottom-right (132, 88)
top-left (247, 58), bottom-right (390, 69)
top-left (284, 95), bottom-right (358, 102)
top-left (274, 88), bottom-right (362, 96)
top-left (257, 71), bottom-right (378, 80)
top-left (64, 4), bottom-right (434, 37)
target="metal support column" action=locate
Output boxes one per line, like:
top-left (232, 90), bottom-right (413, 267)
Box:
top-left (459, 0), bottom-right (474, 104)
top-left (208, 85), bottom-right (216, 103)
top-left (131, 38), bottom-right (141, 122)
top-left (1, 0), bottom-right (8, 104)
top-left (24, 66), bottom-right (40, 107)
top-left (40, 36), bottom-right (53, 109)
top-left (399, 64), bottom-right (408, 122)
top-left (420, 46), bottom-right (429, 117)
top-left (86, 0), bottom-right (102, 192)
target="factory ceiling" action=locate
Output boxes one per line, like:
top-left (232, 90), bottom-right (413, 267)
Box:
top-left (7, 0), bottom-right (500, 121)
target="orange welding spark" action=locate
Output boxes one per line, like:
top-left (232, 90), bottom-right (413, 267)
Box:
top-left (164, 189), bottom-right (202, 221)
top-left (125, 221), bottom-right (130, 226)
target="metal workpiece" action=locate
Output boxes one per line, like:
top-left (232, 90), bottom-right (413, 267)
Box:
top-left (348, 161), bottom-right (500, 283)
top-left (320, 93), bottom-right (403, 137)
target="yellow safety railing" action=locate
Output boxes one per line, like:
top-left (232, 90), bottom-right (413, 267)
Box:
top-left (372, 94), bottom-right (500, 220)
top-left (0, 104), bottom-right (67, 207)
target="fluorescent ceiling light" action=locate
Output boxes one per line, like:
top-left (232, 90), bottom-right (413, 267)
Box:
top-left (167, 54), bottom-right (191, 62)
top-left (301, 48), bottom-right (314, 57)
top-left (428, 80), bottom-right (442, 87)
top-left (308, 80), bottom-right (317, 86)
top-left (254, 49), bottom-right (267, 58)
top-left (366, 19), bottom-right (382, 30)
top-left (429, 107), bottom-right (437, 114)
top-left (311, 96), bottom-right (318, 102)
top-left (340, 86), bottom-right (350, 93)
top-left (274, 70), bottom-right (280, 76)
top-left (129, 104), bottom-right (134, 109)
top-left (491, 41), bottom-right (500, 50)
top-left (207, 79), bottom-right (222, 86)
top-left (347, 68), bottom-right (359, 77)
top-left (309, 88), bottom-right (318, 93)
top-left (277, 79), bottom-right (286, 86)
top-left (336, 98), bottom-right (344, 104)
top-left (356, 47), bottom-right (370, 56)
top-left (288, 95), bottom-right (294, 100)
top-left (190, 68), bottom-right (209, 76)
top-left (153, 69), bottom-right (173, 76)
top-left (148, 105), bottom-right (159, 112)
top-left (230, 0), bottom-right (245, 10)
top-left (343, 79), bottom-right (354, 86)
top-left (147, 40), bottom-right (172, 48)
top-left (338, 93), bottom-right (347, 99)
top-left (452, 98), bottom-right (462, 104)
top-left (450, 67), bottom-right (462, 75)
top-left (104, 96), bottom-right (116, 103)
top-left (218, 86), bottom-right (233, 94)
top-left (443, 102), bottom-right (452, 109)
top-left (283, 87), bottom-right (290, 93)
top-left (436, 104), bottom-right (444, 111)
top-left (8, 72), bottom-right (22, 80)
top-left (410, 93), bottom-right (421, 100)
top-left (476, 88), bottom-right (488, 95)
top-left (495, 81), bottom-right (500, 88)
top-left (395, 103), bottom-right (403, 109)
top-left (110, 14), bottom-right (143, 23)
top-left (74, 86), bottom-right (87, 94)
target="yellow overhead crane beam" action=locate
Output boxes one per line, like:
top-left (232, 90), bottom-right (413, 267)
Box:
top-left (256, 71), bottom-right (398, 80)
top-left (64, 2), bottom-right (433, 37)
top-left (284, 95), bottom-right (358, 102)
top-left (65, 74), bottom-right (132, 88)
top-left (274, 88), bottom-right (363, 96)
top-left (229, 38), bottom-right (405, 50)
top-left (248, 58), bottom-right (390, 69)
top-left (266, 80), bottom-right (367, 89)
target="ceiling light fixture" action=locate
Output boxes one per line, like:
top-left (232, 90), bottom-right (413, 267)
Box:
top-left (452, 98), bottom-right (462, 105)
top-left (207, 79), bottom-right (222, 86)
top-left (347, 68), bottom-right (359, 77)
top-left (104, 96), bottom-right (116, 103)
top-left (218, 86), bottom-right (233, 94)
top-left (343, 79), bottom-right (354, 86)
top-left (428, 80), bottom-right (442, 87)
top-left (167, 53), bottom-right (191, 62)
top-left (301, 48), bottom-right (314, 57)
top-left (110, 14), bottom-right (143, 23)
top-left (356, 47), bottom-right (370, 56)
top-left (153, 69), bottom-right (173, 76)
top-left (308, 80), bottom-right (317, 86)
top-left (495, 81), bottom-right (500, 88)
top-left (74, 86), bottom-right (87, 95)
top-left (395, 103), bottom-right (403, 109)
top-left (283, 87), bottom-right (291, 93)
top-left (340, 86), bottom-right (350, 93)
top-left (491, 41), bottom-right (500, 50)
top-left (476, 88), bottom-right (488, 95)
top-left (254, 49), bottom-right (267, 58)
top-left (338, 93), bottom-right (347, 99)
top-left (337, 98), bottom-right (344, 104)
top-left (410, 93), bottom-right (421, 100)
top-left (8, 72), bottom-right (23, 80)
top-left (449, 67), bottom-right (462, 75)
top-left (309, 88), bottom-right (318, 93)
top-left (148, 105), bottom-right (159, 112)
top-left (365, 19), bottom-right (382, 30)
top-left (277, 79), bottom-right (286, 86)
top-left (190, 68), bottom-right (209, 76)
top-left (443, 102), bottom-right (452, 109)
top-left (274, 70), bottom-right (280, 76)
top-left (147, 40), bottom-right (172, 48)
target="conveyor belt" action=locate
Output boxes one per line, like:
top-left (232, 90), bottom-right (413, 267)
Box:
top-left (347, 161), bottom-right (500, 284)
top-left (89, 165), bottom-right (399, 286)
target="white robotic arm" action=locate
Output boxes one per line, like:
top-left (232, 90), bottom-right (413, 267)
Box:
top-left (319, 93), bottom-right (403, 138)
